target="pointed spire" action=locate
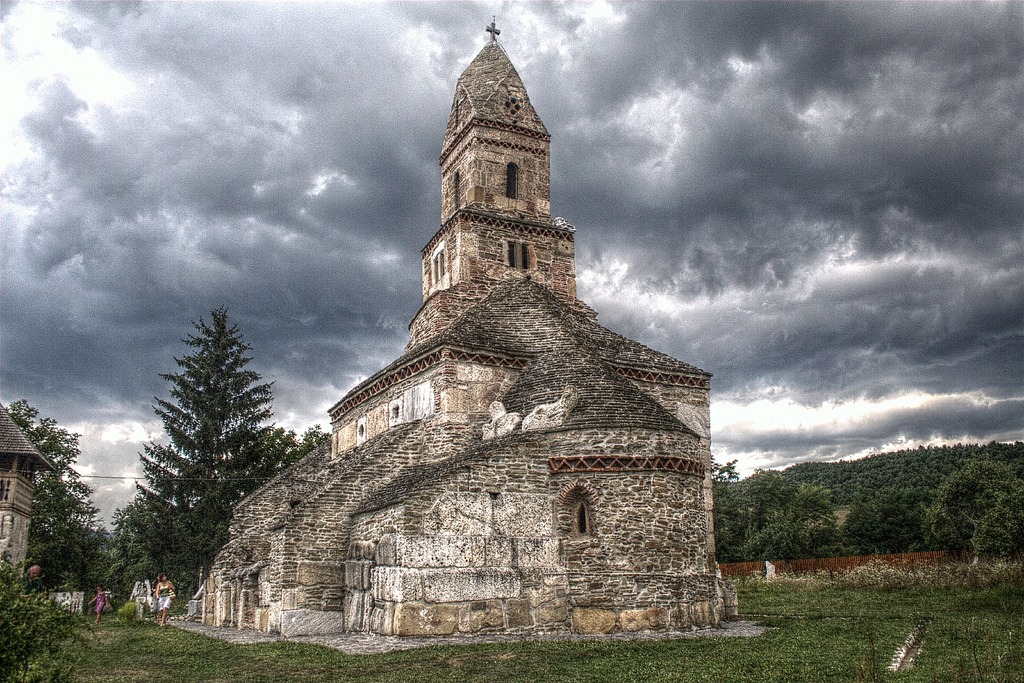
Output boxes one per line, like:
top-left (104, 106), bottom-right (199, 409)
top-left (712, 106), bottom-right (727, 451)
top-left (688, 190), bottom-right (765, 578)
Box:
top-left (442, 40), bottom-right (549, 159)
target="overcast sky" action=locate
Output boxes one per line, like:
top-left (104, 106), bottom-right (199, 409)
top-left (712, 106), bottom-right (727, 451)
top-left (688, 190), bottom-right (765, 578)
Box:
top-left (3, 1), bottom-right (1022, 524)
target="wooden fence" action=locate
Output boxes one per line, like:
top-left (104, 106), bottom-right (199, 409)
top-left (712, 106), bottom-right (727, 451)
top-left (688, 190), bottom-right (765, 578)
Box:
top-left (718, 550), bottom-right (960, 577)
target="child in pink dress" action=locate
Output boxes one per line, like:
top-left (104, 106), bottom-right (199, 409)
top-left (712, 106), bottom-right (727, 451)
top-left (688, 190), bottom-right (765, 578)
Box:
top-left (87, 584), bottom-right (107, 624)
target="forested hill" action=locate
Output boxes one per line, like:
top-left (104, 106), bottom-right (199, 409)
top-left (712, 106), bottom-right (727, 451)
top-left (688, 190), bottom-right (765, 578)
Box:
top-left (779, 441), bottom-right (1024, 505)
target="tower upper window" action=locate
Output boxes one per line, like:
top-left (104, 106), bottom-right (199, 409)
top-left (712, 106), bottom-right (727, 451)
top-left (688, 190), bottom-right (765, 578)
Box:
top-left (506, 163), bottom-right (518, 199)
top-left (432, 248), bottom-right (446, 284)
top-left (507, 242), bottom-right (530, 270)
top-left (453, 171), bottom-right (461, 211)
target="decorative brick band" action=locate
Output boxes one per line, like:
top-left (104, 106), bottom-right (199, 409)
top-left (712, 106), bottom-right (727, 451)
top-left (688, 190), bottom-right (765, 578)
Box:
top-left (613, 366), bottom-right (710, 389)
top-left (331, 349), bottom-right (527, 419)
top-left (449, 350), bottom-right (527, 369)
top-left (474, 136), bottom-right (548, 157)
top-left (441, 118), bottom-right (550, 163)
top-left (549, 455), bottom-right (705, 477)
top-left (423, 211), bottom-right (574, 258)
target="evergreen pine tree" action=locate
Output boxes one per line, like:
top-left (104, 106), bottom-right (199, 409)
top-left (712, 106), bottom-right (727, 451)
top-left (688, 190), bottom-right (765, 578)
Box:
top-left (137, 308), bottom-right (296, 589)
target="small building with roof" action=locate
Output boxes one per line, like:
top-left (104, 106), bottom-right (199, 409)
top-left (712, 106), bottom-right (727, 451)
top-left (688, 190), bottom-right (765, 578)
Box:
top-left (204, 30), bottom-right (735, 638)
top-left (0, 403), bottom-right (54, 565)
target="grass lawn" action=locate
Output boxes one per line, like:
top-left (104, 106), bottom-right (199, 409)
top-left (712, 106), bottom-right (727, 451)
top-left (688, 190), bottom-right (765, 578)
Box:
top-left (64, 581), bottom-right (1023, 683)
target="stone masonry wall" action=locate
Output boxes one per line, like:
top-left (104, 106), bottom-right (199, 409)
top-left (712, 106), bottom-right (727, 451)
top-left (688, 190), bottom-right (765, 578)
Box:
top-left (409, 216), bottom-right (579, 346)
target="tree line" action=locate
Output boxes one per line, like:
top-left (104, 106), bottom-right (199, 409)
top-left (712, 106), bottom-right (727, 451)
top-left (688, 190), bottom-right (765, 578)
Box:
top-left (10, 308), bottom-right (328, 600)
top-left (713, 441), bottom-right (1024, 563)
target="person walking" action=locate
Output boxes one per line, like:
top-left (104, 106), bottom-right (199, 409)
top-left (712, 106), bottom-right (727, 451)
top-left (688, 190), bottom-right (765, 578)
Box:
top-left (153, 573), bottom-right (175, 626)
top-left (87, 584), bottom-right (108, 624)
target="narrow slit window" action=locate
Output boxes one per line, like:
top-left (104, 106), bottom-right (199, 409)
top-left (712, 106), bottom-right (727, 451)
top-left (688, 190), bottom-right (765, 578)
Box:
top-left (432, 249), bottom-right (446, 283)
top-left (506, 162), bottom-right (518, 199)
top-left (453, 171), bottom-right (460, 211)
top-left (574, 502), bottom-right (590, 536)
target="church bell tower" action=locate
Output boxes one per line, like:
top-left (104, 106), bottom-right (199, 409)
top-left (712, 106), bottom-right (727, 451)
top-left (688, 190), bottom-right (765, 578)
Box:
top-left (408, 25), bottom-right (584, 349)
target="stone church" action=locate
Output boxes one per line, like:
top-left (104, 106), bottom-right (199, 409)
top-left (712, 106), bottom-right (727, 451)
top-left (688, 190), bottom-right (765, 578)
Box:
top-left (204, 33), bottom-right (735, 638)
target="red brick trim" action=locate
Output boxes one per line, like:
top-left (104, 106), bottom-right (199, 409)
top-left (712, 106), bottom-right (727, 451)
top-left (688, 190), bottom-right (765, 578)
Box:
top-left (549, 455), bottom-right (704, 477)
top-left (449, 350), bottom-right (527, 369)
top-left (474, 136), bottom-right (548, 157)
top-left (441, 118), bottom-right (550, 164)
top-left (613, 366), bottom-right (710, 389)
top-left (556, 481), bottom-right (597, 506)
top-left (423, 211), bottom-right (574, 258)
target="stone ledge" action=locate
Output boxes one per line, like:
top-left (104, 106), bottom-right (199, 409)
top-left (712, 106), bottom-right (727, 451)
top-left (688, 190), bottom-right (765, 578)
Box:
top-left (279, 609), bottom-right (346, 637)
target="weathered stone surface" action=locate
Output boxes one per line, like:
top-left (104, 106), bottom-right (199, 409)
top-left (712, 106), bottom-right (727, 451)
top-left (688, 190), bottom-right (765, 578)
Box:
top-left (535, 599), bottom-right (568, 624)
top-left (620, 607), bottom-right (668, 632)
top-left (482, 401), bottom-right (522, 440)
top-left (492, 494), bottom-right (553, 536)
top-left (381, 534), bottom-right (474, 568)
top-left (280, 609), bottom-right (346, 637)
top-left (345, 560), bottom-right (372, 589)
top-left (514, 538), bottom-right (560, 567)
top-left (297, 562), bottom-right (344, 586)
top-left (394, 603), bottom-right (459, 636)
top-left (423, 493), bottom-right (492, 535)
top-left (572, 608), bottom-right (616, 634)
top-left (521, 385), bottom-right (578, 432)
top-left (690, 601), bottom-right (714, 627)
top-left (470, 599), bottom-right (504, 631)
top-left (372, 567), bottom-right (423, 602)
top-left (421, 568), bottom-right (521, 603)
top-left (505, 598), bottom-right (533, 628)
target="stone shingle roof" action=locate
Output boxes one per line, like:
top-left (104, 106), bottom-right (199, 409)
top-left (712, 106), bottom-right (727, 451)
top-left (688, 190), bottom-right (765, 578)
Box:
top-left (0, 403), bottom-right (53, 470)
top-left (334, 278), bottom-right (708, 417)
top-left (354, 430), bottom-right (539, 515)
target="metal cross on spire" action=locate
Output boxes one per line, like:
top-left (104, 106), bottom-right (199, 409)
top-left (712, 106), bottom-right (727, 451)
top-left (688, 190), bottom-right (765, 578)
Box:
top-left (486, 18), bottom-right (500, 42)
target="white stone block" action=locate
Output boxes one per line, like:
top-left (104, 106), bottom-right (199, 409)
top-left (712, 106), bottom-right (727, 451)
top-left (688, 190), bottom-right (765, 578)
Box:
top-left (492, 494), bottom-right (554, 536)
top-left (514, 538), bottom-right (561, 567)
top-left (394, 535), bottom-right (473, 568)
top-left (421, 567), bottom-right (522, 602)
top-left (423, 493), bottom-right (493, 535)
top-left (279, 609), bottom-right (346, 637)
top-left (372, 566), bottom-right (423, 602)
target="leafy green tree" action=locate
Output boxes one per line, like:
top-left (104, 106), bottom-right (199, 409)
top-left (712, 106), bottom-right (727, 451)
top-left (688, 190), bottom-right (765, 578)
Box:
top-left (7, 401), bottom-right (107, 591)
top-left (0, 562), bottom-right (79, 683)
top-left (714, 469), bottom-right (838, 562)
top-left (929, 459), bottom-right (1024, 559)
top-left (120, 309), bottom-right (323, 594)
top-left (840, 488), bottom-right (930, 556)
top-left (740, 480), bottom-right (839, 562)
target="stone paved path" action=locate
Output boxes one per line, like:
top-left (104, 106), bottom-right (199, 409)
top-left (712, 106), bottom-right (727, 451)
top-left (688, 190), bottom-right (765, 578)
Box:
top-left (171, 619), bottom-right (767, 655)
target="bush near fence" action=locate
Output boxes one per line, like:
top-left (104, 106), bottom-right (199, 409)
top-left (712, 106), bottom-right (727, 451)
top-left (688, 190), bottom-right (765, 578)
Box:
top-left (719, 550), bottom-right (960, 576)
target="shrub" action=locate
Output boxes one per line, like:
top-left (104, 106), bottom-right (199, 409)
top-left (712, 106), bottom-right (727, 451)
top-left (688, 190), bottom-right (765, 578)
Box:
top-left (117, 602), bottom-right (138, 624)
top-left (739, 558), bottom-right (1024, 591)
top-left (0, 562), bottom-right (80, 683)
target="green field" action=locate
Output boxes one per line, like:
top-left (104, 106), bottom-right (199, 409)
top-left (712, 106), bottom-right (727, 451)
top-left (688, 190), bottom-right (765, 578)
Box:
top-left (64, 572), bottom-right (1023, 683)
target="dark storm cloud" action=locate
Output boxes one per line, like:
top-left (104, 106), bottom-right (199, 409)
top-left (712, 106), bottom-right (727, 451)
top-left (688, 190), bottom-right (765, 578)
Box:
top-left (2, 2), bottom-right (1021, 518)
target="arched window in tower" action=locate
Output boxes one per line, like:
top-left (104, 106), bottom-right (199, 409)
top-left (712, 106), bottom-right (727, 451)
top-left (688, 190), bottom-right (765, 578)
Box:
top-left (506, 162), bottom-right (518, 199)
top-left (453, 171), bottom-right (461, 211)
top-left (574, 501), bottom-right (590, 536)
